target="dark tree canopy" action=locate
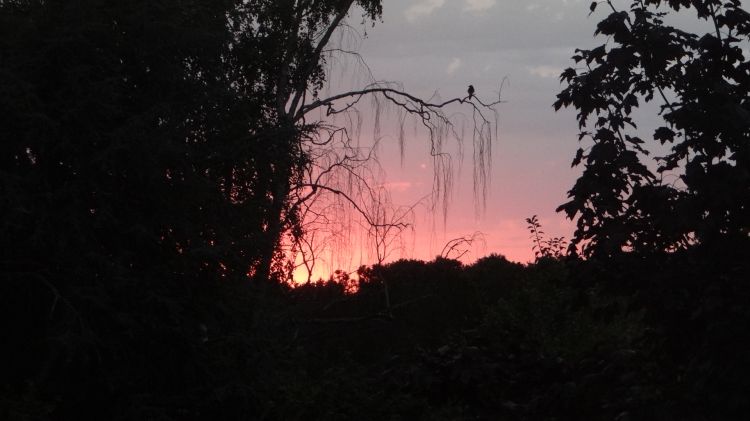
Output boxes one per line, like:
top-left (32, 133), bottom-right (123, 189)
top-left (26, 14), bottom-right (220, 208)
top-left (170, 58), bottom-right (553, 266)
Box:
top-left (0, 0), bottom-right (388, 290)
top-left (555, 0), bottom-right (750, 257)
top-left (1, 0), bottom-right (388, 414)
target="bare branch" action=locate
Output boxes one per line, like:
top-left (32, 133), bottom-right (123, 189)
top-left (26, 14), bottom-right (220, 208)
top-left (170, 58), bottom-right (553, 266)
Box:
top-left (288, 0), bottom-right (356, 116)
top-left (297, 183), bottom-right (408, 230)
top-left (296, 85), bottom-right (503, 122)
top-left (440, 232), bottom-right (486, 260)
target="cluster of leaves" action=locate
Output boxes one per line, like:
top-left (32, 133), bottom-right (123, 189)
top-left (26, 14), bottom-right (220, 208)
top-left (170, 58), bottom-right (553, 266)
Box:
top-left (526, 215), bottom-right (568, 260)
top-left (555, 0), bottom-right (750, 257)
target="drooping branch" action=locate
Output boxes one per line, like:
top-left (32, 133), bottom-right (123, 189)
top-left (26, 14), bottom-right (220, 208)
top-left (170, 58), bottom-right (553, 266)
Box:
top-left (440, 232), bottom-right (485, 260)
top-left (300, 80), bottom-right (503, 216)
top-left (297, 183), bottom-right (409, 231)
top-left (272, 4), bottom-right (505, 282)
top-left (295, 85), bottom-right (503, 122)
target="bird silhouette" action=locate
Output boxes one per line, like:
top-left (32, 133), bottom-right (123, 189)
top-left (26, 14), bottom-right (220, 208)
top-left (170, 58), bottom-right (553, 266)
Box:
top-left (468, 85), bottom-right (475, 100)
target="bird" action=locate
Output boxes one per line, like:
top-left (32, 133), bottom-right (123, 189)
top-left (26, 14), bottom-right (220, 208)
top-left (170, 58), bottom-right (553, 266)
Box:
top-left (467, 85), bottom-right (475, 100)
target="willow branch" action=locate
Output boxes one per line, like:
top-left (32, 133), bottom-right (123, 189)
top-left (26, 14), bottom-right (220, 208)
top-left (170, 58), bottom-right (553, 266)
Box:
top-left (296, 86), bottom-right (503, 122)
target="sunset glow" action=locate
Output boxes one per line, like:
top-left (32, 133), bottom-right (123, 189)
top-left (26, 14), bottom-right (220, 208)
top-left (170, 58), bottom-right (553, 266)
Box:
top-left (289, 128), bottom-right (577, 284)
top-left (279, 0), bottom-right (594, 283)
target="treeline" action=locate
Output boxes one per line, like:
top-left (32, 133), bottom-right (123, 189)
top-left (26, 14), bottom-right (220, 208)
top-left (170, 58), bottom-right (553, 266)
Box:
top-left (290, 249), bottom-right (750, 420)
top-left (4, 249), bottom-right (750, 419)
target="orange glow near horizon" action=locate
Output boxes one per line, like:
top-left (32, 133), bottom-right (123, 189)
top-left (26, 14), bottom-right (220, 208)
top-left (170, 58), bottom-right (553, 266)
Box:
top-left (288, 218), bottom-right (548, 285)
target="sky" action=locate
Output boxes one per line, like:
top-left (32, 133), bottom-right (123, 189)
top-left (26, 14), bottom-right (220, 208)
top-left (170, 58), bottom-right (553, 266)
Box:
top-left (295, 0), bottom-right (628, 280)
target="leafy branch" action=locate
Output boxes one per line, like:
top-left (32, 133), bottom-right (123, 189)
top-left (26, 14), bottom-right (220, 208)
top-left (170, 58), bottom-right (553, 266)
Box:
top-left (526, 215), bottom-right (568, 261)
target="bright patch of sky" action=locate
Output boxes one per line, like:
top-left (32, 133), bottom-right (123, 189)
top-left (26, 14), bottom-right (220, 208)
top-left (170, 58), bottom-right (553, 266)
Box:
top-left (463, 0), bottom-right (496, 13)
top-left (528, 65), bottom-right (564, 79)
top-left (404, 0), bottom-right (445, 22)
top-left (446, 57), bottom-right (463, 75)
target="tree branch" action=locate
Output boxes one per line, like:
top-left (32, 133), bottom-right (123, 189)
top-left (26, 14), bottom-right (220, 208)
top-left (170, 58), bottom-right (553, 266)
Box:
top-left (288, 0), bottom-right (356, 116)
top-left (296, 85), bottom-right (502, 122)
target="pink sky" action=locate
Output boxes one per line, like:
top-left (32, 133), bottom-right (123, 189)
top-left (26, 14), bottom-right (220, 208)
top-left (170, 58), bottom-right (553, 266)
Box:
top-left (291, 1), bottom-right (597, 282)
top-left (288, 1), bottom-right (719, 282)
top-left (291, 125), bottom-right (578, 282)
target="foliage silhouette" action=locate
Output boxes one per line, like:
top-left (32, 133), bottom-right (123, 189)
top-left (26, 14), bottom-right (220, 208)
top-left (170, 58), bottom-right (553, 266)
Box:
top-left (555, 0), bottom-right (750, 257)
top-left (525, 215), bottom-right (568, 260)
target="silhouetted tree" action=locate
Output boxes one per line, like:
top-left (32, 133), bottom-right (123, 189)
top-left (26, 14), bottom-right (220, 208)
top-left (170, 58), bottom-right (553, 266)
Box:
top-left (1, 1), bottom-right (272, 416)
top-left (555, 0), bottom-right (750, 257)
top-left (1, 0), bottom-right (294, 287)
top-left (1, 2), bottom-right (503, 414)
